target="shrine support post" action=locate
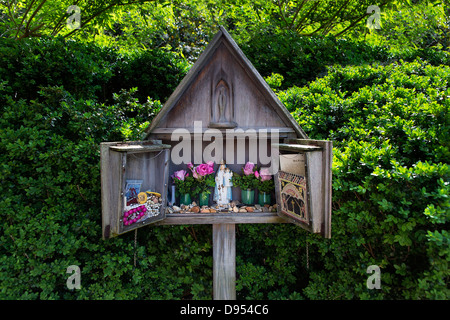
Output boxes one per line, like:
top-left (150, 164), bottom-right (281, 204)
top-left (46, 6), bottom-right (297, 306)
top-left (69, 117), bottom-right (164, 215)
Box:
top-left (213, 223), bottom-right (236, 300)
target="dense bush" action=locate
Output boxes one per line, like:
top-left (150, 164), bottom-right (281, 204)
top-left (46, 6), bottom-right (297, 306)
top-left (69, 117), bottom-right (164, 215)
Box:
top-left (108, 49), bottom-right (190, 103)
top-left (0, 38), bottom-right (209, 300)
top-left (240, 31), bottom-right (392, 89)
top-left (0, 36), bottom-right (188, 103)
top-left (278, 58), bottom-right (449, 299)
top-left (240, 30), bottom-right (450, 90)
top-left (0, 83), bottom-right (217, 299)
top-left (0, 37), bottom-right (117, 101)
top-left (0, 36), bottom-right (448, 300)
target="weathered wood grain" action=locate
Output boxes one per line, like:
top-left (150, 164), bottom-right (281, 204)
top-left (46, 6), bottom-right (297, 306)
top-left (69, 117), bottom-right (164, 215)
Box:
top-left (153, 212), bottom-right (287, 226)
top-left (274, 143), bottom-right (323, 152)
top-left (101, 141), bottom-right (170, 238)
top-left (143, 26), bottom-right (308, 140)
top-left (277, 139), bottom-right (333, 238)
top-left (213, 224), bottom-right (236, 300)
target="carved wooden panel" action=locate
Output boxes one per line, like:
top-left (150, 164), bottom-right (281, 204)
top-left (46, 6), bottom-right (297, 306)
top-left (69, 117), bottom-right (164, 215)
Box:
top-left (209, 66), bottom-right (237, 128)
top-left (154, 41), bottom-right (289, 130)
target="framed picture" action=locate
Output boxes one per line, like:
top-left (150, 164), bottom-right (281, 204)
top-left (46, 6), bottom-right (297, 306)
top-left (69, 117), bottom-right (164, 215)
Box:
top-left (125, 179), bottom-right (143, 201)
top-left (274, 139), bottom-right (332, 238)
top-left (277, 171), bottom-right (309, 224)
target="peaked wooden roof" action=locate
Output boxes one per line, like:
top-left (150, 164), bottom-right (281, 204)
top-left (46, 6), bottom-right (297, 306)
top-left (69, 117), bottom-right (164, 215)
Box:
top-left (143, 26), bottom-right (308, 139)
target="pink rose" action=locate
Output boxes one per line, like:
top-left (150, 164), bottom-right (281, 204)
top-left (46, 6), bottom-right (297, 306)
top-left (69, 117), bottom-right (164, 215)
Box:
top-left (206, 161), bottom-right (214, 174)
top-left (196, 163), bottom-right (210, 176)
top-left (259, 167), bottom-right (272, 181)
top-left (187, 162), bottom-right (199, 178)
top-left (172, 170), bottom-right (187, 181)
top-left (255, 170), bottom-right (260, 178)
top-left (243, 162), bottom-right (255, 176)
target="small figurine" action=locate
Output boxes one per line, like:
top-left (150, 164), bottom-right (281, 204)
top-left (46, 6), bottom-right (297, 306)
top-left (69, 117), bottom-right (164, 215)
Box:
top-left (224, 167), bottom-right (233, 202)
top-left (214, 160), bottom-right (233, 206)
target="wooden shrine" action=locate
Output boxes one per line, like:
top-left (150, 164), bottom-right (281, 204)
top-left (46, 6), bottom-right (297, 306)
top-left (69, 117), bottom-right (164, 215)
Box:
top-left (100, 26), bottom-right (332, 300)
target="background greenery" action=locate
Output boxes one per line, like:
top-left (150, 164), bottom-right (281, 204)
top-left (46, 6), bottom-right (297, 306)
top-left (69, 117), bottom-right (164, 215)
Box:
top-left (0, 0), bottom-right (448, 299)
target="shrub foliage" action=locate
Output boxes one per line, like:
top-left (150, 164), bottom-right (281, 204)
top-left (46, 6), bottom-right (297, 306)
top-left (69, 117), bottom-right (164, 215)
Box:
top-left (0, 36), bottom-right (448, 300)
top-left (280, 58), bottom-right (449, 299)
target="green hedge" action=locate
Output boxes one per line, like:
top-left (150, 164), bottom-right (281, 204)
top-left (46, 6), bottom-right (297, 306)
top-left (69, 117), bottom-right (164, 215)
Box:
top-left (240, 30), bottom-right (450, 90)
top-left (0, 36), bottom-right (188, 103)
top-left (0, 37), bottom-right (208, 299)
top-left (0, 37), bottom-right (448, 300)
top-left (279, 58), bottom-right (449, 299)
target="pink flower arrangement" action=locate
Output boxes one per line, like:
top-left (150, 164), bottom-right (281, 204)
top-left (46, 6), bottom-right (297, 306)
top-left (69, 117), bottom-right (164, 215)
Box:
top-left (232, 162), bottom-right (274, 192)
top-left (259, 167), bottom-right (272, 181)
top-left (256, 167), bottom-right (274, 193)
top-left (171, 168), bottom-right (194, 195)
top-left (187, 161), bottom-right (215, 195)
top-left (232, 161), bottom-right (259, 190)
top-left (188, 161), bottom-right (214, 178)
top-left (243, 162), bottom-right (256, 176)
top-left (172, 169), bottom-right (189, 181)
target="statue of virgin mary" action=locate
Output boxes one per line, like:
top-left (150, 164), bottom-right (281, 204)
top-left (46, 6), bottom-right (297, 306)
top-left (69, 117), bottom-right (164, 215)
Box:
top-left (214, 160), bottom-right (233, 206)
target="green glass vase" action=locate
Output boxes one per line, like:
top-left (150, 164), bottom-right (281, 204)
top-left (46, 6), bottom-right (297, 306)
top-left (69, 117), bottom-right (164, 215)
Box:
top-left (241, 189), bottom-right (255, 205)
top-left (199, 192), bottom-right (209, 206)
top-left (258, 192), bottom-right (271, 206)
top-left (180, 193), bottom-right (191, 206)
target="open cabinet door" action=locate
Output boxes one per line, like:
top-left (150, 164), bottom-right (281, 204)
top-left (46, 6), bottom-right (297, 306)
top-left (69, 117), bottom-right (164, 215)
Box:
top-left (273, 139), bottom-right (332, 238)
top-left (100, 140), bottom-right (171, 239)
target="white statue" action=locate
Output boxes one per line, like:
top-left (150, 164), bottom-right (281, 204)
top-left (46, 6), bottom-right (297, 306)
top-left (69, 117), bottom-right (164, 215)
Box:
top-left (223, 167), bottom-right (233, 201)
top-left (214, 161), bottom-right (233, 206)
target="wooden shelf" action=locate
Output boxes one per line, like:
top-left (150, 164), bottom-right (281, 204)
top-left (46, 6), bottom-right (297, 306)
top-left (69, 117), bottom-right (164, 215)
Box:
top-left (149, 127), bottom-right (296, 139)
top-left (273, 143), bottom-right (322, 152)
top-left (109, 143), bottom-right (171, 153)
top-left (154, 212), bottom-right (287, 225)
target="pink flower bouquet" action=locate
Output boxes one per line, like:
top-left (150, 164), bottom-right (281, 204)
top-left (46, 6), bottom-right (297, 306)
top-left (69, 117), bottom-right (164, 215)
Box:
top-left (171, 169), bottom-right (194, 195)
top-left (232, 161), bottom-right (260, 190)
top-left (256, 167), bottom-right (274, 193)
top-left (187, 161), bottom-right (215, 195)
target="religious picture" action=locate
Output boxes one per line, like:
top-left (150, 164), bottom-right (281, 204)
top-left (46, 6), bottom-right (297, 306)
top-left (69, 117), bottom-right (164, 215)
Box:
top-left (277, 171), bottom-right (309, 224)
top-left (125, 180), bottom-right (143, 199)
top-left (214, 160), bottom-right (233, 206)
top-left (125, 179), bottom-right (143, 205)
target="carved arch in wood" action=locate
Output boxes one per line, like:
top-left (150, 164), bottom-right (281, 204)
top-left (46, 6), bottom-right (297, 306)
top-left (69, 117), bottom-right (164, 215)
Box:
top-left (209, 68), bottom-right (237, 128)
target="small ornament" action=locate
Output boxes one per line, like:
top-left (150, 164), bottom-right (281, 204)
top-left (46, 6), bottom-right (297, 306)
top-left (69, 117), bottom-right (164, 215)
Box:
top-left (137, 192), bottom-right (147, 204)
top-left (123, 191), bottom-right (163, 226)
top-left (213, 160), bottom-right (233, 206)
top-left (123, 205), bottom-right (147, 226)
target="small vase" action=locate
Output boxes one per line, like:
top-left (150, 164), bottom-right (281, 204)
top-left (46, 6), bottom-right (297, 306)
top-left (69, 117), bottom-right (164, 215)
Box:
top-left (258, 192), bottom-right (271, 206)
top-left (180, 193), bottom-right (191, 206)
top-left (170, 185), bottom-right (176, 205)
top-left (199, 192), bottom-right (209, 206)
top-left (241, 189), bottom-right (255, 205)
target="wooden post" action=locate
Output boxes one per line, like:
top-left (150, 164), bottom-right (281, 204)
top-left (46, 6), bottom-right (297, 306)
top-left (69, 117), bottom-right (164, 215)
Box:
top-left (213, 224), bottom-right (236, 300)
